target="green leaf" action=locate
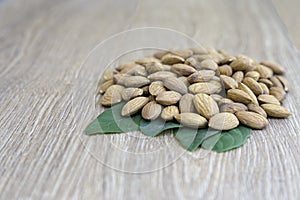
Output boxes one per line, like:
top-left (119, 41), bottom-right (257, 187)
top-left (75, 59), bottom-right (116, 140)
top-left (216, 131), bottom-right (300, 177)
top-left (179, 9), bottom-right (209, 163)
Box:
top-left (175, 128), bottom-right (221, 152)
top-left (201, 131), bottom-right (222, 150)
top-left (139, 118), bottom-right (182, 137)
top-left (174, 128), bottom-right (198, 150)
top-left (85, 102), bottom-right (142, 135)
top-left (212, 125), bottom-right (252, 152)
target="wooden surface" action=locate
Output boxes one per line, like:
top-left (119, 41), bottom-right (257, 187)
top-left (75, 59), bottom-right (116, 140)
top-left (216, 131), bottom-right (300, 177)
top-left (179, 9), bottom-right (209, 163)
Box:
top-left (1, 0), bottom-right (300, 199)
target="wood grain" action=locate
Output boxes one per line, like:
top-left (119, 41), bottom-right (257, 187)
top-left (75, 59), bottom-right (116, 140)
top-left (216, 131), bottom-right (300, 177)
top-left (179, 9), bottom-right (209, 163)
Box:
top-left (1, 0), bottom-right (300, 199)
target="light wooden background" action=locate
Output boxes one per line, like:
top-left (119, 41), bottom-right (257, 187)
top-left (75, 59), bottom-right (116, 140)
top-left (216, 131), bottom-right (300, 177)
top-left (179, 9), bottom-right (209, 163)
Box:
top-left (1, 0), bottom-right (300, 199)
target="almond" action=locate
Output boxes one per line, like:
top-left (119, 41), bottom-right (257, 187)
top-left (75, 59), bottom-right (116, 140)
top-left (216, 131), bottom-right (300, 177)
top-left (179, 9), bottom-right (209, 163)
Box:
top-left (217, 65), bottom-right (233, 76)
top-left (230, 57), bottom-right (252, 71)
top-left (208, 112), bottom-right (239, 130)
top-left (257, 94), bottom-right (280, 105)
top-left (199, 59), bottom-right (218, 70)
top-left (218, 98), bottom-right (234, 106)
top-left (163, 77), bottom-right (188, 94)
top-left (258, 78), bottom-right (273, 88)
top-left (194, 93), bottom-right (219, 119)
top-left (259, 83), bottom-right (269, 94)
top-left (247, 103), bottom-right (267, 118)
top-left (123, 76), bottom-right (150, 88)
top-left (261, 104), bottom-right (292, 118)
top-left (121, 88), bottom-right (143, 101)
top-left (161, 54), bottom-right (185, 65)
top-left (227, 89), bottom-right (252, 104)
top-left (101, 85), bottom-right (124, 106)
top-left (116, 62), bottom-right (137, 71)
top-left (171, 64), bottom-right (197, 76)
top-left (255, 64), bottom-right (273, 78)
top-left (260, 61), bottom-right (285, 75)
top-left (220, 75), bottom-right (238, 89)
top-left (242, 77), bottom-right (264, 96)
top-left (276, 76), bottom-right (289, 92)
top-left (141, 101), bottom-right (162, 120)
top-left (103, 70), bottom-right (115, 81)
top-left (144, 62), bottom-right (165, 74)
top-left (170, 49), bottom-right (194, 59)
top-left (174, 113), bottom-right (207, 129)
top-left (156, 91), bottom-right (182, 105)
top-left (235, 111), bottom-right (269, 129)
top-left (121, 97), bottom-right (149, 116)
top-left (220, 103), bottom-right (248, 113)
top-left (245, 71), bottom-right (260, 81)
top-left (135, 57), bottom-right (160, 65)
top-left (189, 82), bottom-right (221, 94)
top-left (210, 94), bottom-right (223, 102)
top-left (149, 81), bottom-right (166, 96)
top-left (238, 83), bottom-right (259, 105)
top-left (179, 93), bottom-right (196, 113)
top-left (99, 79), bottom-right (114, 94)
top-left (269, 87), bottom-right (286, 102)
top-left (231, 71), bottom-right (244, 83)
top-left (147, 71), bottom-right (177, 81)
top-left (219, 56), bottom-right (236, 65)
top-left (187, 70), bottom-right (215, 83)
top-left (161, 106), bottom-right (179, 121)
top-left (154, 50), bottom-right (169, 59)
top-left (270, 76), bottom-right (283, 89)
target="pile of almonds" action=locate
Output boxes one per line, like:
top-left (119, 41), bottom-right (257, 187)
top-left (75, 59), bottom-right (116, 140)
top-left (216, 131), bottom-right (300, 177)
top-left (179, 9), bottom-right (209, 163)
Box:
top-left (98, 47), bottom-right (291, 130)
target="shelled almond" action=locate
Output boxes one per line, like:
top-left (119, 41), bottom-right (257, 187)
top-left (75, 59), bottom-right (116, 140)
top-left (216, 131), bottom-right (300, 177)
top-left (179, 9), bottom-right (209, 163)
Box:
top-left (98, 47), bottom-right (292, 130)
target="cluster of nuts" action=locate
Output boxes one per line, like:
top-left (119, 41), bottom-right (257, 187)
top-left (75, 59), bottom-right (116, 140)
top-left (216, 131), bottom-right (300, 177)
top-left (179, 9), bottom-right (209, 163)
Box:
top-left (98, 47), bottom-right (291, 130)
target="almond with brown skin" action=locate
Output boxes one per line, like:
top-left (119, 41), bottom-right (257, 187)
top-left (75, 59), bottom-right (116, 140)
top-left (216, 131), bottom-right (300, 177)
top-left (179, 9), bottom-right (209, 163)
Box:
top-left (257, 94), bottom-right (280, 105)
top-left (170, 49), bottom-right (194, 59)
top-left (163, 77), bottom-right (188, 94)
top-left (210, 94), bottom-right (223, 102)
top-left (135, 57), bottom-right (160, 65)
top-left (242, 77), bottom-right (264, 96)
top-left (144, 62), bottom-right (165, 74)
top-left (174, 113), bottom-right (207, 129)
top-left (269, 87), bottom-right (286, 102)
top-left (230, 57), bottom-right (252, 71)
top-left (220, 75), bottom-right (238, 89)
top-left (219, 56), bottom-right (236, 65)
top-left (247, 103), bottom-right (267, 118)
top-left (187, 70), bottom-right (215, 83)
top-left (259, 83), bottom-right (269, 94)
top-left (235, 111), bottom-right (269, 129)
top-left (261, 104), bottom-right (292, 118)
top-left (149, 81), bottom-right (166, 96)
top-left (141, 101), bottom-right (162, 120)
top-left (276, 76), bottom-right (289, 92)
top-left (99, 79), bottom-right (114, 94)
top-left (260, 61), bottom-right (285, 75)
top-left (238, 83), bottom-right (259, 105)
top-left (154, 50), bottom-right (169, 59)
top-left (179, 93), bottom-right (196, 113)
top-left (156, 91), bottom-right (182, 105)
top-left (103, 70), bottom-right (115, 81)
top-left (208, 112), bottom-right (239, 130)
top-left (121, 88), bottom-right (143, 101)
top-left (194, 93), bottom-right (219, 119)
top-left (178, 76), bottom-right (190, 87)
top-left (218, 98), bottom-right (234, 106)
top-left (255, 64), bottom-right (273, 78)
top-left (270, 76), bottom-right (283, 89)
top-left (161, 54), bottom-right (185, 65)
top-left (258, 78), bottom-right (273, 88)
top-left (188, 82), bottom-right (221, 94)
top-left (199, 59), bottom-right (218, 70)
top-left (227, 89), bottom-right (252, 105)
top-left (217, 65), bottom-right (232, 76)
top-left (147, 71), bottom-right (177, 81)
top-left (161, 106), bottom-right (179, 121)
top-left (121, 97), bottom-right (149, 116)
top-left (220, 103), bottom-right (248, 113)
top-left (100, 85), bottom-right (124, 106)
top-left (232, 71), bottom-right (244, 83)
top-left (171, 64), bottom-right (197, 76)
top-left (245, 71), bottom-right (260, 81)
top-left (116, 62), bottom-right (137, 71)
top-left (123, 76), bottom-right (150, 88)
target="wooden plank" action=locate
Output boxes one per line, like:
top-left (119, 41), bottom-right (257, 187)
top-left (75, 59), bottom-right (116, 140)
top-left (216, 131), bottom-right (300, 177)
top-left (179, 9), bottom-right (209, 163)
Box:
top-left (0, 0), bottom-right (299, 199)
